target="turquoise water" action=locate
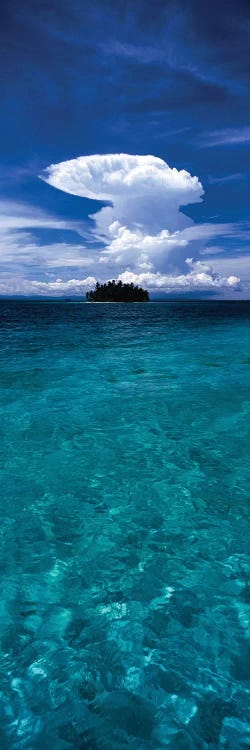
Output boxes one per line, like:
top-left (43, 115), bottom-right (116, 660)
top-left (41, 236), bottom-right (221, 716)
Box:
top-left (0, 300), bottom-right (250, 749)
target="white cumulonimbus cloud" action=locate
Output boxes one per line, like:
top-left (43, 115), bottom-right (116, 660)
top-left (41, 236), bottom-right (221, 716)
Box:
top-left (42, 153), bottom-right (241, 293)
top-left (43, 153), bottom-right (203, 235)
top-left (0, 155), bottom-right (243, 296)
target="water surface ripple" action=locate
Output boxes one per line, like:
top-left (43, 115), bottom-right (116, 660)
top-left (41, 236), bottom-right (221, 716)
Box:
top-left (0, 300), bottom-right (249, 749)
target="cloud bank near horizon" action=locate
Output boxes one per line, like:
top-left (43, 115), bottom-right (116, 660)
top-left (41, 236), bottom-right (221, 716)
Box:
top-left (0, 154), bottom-right (244, 296)
top-left (41, 153), bottom-right (240, 294)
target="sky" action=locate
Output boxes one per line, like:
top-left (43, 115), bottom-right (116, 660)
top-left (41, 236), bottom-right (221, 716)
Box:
top-left (0, 0), bottom-right (249, 298)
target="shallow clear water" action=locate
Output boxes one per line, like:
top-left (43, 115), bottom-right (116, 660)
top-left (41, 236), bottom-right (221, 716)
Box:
top-left (0, 300), bottom-right (250, 749)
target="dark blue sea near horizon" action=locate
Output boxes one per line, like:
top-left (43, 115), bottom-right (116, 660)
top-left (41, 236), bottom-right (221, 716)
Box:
top-left (0, 300), bottom-right (250, 750)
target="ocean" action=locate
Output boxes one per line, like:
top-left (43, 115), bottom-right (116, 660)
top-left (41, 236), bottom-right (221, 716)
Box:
top-left (0, 299), bottom-right (249, 749)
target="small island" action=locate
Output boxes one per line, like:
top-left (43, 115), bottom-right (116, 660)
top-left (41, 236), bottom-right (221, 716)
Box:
top-left (86, 280), bottom-right (149, 302)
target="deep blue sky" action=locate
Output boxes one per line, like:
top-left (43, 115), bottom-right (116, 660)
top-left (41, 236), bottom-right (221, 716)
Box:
top-left (0, 0), bottom-right (249, 296)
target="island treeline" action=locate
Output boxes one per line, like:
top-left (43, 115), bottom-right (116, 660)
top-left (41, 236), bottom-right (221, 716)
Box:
top-left (86, 280), bottom-right (149, 302)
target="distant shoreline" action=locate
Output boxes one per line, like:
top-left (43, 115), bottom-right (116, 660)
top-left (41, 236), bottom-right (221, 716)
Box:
top-left (0, 297), bottom-right (249, 303)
